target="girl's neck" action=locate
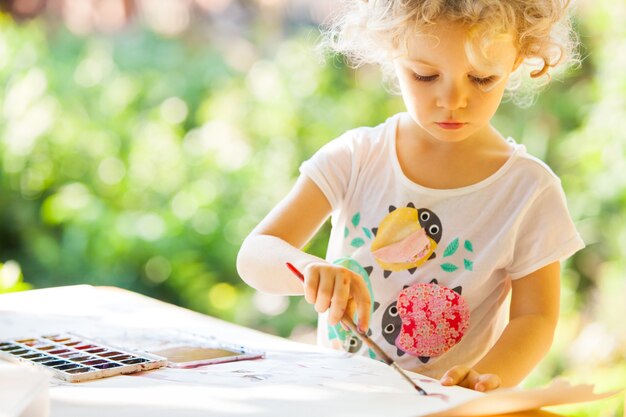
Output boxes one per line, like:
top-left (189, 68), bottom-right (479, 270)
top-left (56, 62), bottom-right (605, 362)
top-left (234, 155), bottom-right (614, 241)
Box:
top-left (395, 113), bottom-right (514, 190)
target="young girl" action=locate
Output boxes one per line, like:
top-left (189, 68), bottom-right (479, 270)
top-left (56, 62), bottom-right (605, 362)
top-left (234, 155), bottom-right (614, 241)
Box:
top-left (237, 0), bottom-right (584, 392)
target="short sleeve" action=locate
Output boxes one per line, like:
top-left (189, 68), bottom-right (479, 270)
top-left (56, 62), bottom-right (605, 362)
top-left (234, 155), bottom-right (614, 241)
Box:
top-left (299, 133), bottom-right (354, 211)
top-left (507, 179), bottom-right (585, 279)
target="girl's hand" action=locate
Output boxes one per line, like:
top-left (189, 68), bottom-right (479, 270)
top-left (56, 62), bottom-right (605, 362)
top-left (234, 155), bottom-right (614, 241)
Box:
top-left (302, 262), bottom-right (371, 333)
top-left (440, 366), bottom-right (501, 392)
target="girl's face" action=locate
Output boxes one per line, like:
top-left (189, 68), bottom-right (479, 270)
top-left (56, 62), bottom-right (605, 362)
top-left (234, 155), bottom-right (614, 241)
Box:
top-left (393, 20), bottom-right (519, 145)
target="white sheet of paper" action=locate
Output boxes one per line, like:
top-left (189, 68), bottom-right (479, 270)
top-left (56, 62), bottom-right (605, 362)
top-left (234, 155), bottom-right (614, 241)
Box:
top-left (0, 286), bottom-right (621, 417)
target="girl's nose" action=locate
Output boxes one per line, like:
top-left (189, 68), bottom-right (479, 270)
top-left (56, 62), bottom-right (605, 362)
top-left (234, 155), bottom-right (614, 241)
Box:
top-left (436, 81), bottom-right (468, 110)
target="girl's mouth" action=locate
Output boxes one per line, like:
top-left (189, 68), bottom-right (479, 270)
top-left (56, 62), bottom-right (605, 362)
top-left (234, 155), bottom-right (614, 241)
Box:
top-left (436, 122), bottom-right (467, 130)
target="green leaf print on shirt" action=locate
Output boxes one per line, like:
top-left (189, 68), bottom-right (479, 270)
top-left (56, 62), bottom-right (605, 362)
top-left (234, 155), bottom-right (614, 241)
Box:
top-left (351, 238), bottom-right (366, 248)
top-left (351, 213), bottom-right (361, 228)
top-left (443, 238), bottom-right (459, 257)
top-left (345, 212), bottom-right (373, 249)
top-left (441, 263), bottom-right (459, 272)
top-left (440, 237), bottom-right (475, 272)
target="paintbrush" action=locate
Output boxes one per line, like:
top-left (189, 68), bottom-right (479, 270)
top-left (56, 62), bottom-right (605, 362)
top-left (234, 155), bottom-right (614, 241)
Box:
top-left (285, 262), bottom-right (428, 395)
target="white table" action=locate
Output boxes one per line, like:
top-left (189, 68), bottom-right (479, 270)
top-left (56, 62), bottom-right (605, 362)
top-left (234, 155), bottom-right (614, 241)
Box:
top-left (0, 285), bottom-right (565, 417)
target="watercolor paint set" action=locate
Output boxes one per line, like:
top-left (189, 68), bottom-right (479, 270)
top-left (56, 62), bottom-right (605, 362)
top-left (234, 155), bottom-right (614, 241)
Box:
top-left (0, 333), bottom-right (167, 383)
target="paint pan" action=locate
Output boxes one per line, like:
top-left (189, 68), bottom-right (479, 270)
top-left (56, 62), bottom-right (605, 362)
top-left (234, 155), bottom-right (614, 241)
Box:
top-left (0, 333), bottom-right (167, 383)
top-left (150, 344), bottom-right (265, 369)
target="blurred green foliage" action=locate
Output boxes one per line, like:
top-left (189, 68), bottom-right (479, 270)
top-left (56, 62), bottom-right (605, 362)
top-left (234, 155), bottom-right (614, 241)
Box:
top-left (0, 1), bottom-right (624, 415)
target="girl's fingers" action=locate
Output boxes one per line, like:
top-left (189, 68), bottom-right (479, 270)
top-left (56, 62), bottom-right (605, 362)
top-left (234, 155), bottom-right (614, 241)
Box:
top-left (303, 268), bottom-right (319, 305)
top-left (440, 365), bottom-right (471, 386)
top-left (352, 280), bottom-right (371, 332)
top-left (441, 366), bottom-right (501, 392)
top-left (328, 270), bottom-right (350, 325)
top-left (474, 374), bottom-right (501, 392)
top-left (340, 299), bottom-right (356, 331)
top-left (315, 268), bottom-right (335, 313)
top-left (344, 299), bottom-right (356, 321)
top-left (301, 265), bottom-right (371, 333)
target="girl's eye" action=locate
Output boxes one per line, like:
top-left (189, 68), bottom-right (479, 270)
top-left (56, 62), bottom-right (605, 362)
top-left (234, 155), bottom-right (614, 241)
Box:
top-left (470, 75), bottom-right (498, 86)
top-left (413, 73), bottom-right (438, 82)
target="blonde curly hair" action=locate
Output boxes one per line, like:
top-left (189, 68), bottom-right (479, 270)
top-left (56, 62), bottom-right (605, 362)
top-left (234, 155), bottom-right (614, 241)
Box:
top-left (319, 0), bottom-right (579, 104)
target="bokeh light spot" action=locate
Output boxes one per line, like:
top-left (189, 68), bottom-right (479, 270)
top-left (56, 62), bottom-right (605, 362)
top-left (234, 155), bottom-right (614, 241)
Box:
top-left (137, 213), bottom-right (166, 241)
top-left (0, 261), bottom-right (22, 289)
top-left (252, 291), bottom-right (289, 316)
top-left (145, 256), bottom-right (172, 284)
top-left (209, 282), bottom-right (238, 310)
top-left (160, 97), bottom-right (188, 124)
top-left (98, 157), bottom-right (126, 185)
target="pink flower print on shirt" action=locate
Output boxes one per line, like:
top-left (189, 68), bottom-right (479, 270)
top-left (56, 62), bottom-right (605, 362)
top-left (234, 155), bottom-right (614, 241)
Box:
top-left (396, 282), bottom-right (469, 357)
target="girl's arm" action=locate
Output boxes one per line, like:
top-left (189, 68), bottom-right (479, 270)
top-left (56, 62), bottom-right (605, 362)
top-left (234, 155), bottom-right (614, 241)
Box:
top-left (441, 261), bottom-right (560, 391)
top-left (237, 174), bottom-right (372, 332)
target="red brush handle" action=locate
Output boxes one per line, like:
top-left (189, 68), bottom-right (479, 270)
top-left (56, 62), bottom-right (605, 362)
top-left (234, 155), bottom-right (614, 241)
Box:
top-left (285, 262), bottom-right (305, 282)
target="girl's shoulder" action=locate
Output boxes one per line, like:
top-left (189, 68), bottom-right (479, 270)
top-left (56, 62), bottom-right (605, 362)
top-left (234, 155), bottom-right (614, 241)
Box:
top-left (505, 139), bottom-right (562, 188)
top-left (331, 113), bottom-right (402, 152)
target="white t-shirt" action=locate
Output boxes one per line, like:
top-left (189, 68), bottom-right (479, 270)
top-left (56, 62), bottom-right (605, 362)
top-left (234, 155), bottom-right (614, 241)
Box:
top-left (299, 113), bottom-right (585, 378)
